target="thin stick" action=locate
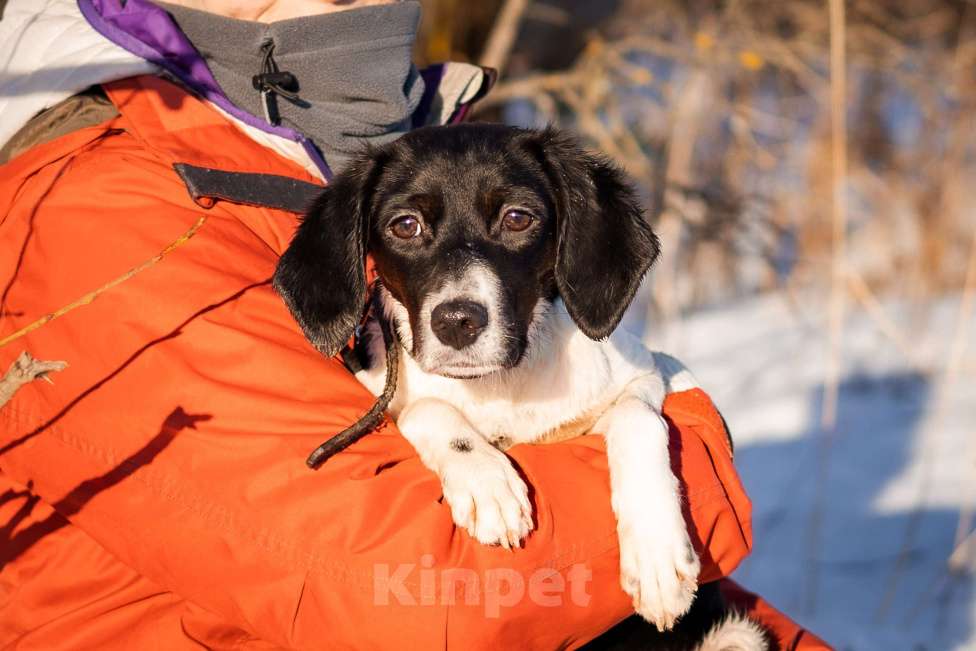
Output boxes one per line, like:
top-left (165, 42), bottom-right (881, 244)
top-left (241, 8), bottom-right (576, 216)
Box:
top-left (821, 0), bottom-right (848, 430)
top-left (949, 528), bottom-right (976, 573)
top-left (479, 0), bottom-right (532, 76)
top-left (846, 269), bottom-right (925, 368)
top-left (950, 231), bottom-right (976, 549)
top-left (905, 517), bottom-right (976, 624)
top-left (0, 217), bottom-right (207, 349)
top-left (805, 0), bottom-right (847, 617)
top-left (875, 229), bottom-right (976, 621)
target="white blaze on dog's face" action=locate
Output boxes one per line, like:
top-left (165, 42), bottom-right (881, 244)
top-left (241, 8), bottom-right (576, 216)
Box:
top-left (379, 261), bottom-right (526, 378)
top-left (273, 124), bottom-right (660, 372)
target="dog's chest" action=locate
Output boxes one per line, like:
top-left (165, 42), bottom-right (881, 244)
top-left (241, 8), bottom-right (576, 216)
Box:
top-left (403, 371), bottom-right (613, 444)
top-left (355, 322), bottom-right (626, 444)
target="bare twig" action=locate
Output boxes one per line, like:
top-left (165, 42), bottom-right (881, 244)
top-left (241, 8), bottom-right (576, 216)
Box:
top-left (949, 528), bottom-right (976, 573)
top-left (876, 229), bottom-right (976, 621)
top-left (950, 230), bottom-right (976, 550)
top-left (904, 494), bottom-right (976, 624)
top-left (474, 70), bottom-right (582, 110)
top-left (821, 0), bottom-right (849, 431)
top-left (846, 269), bottom-right (925, 368)
top-left (0, 217), bottom-right (207, 350)
top-left (479, 0), bottom-right (533, 76)
top-left (653, 67), bottom-right (713, 343)
top-left (806, 0), bottom-right (848, 617)
top-left (0, 352), bottom-right (67, 410)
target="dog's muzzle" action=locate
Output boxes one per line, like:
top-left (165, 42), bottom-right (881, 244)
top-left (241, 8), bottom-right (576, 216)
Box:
top-left (430, 300), bottom-right (488, 349)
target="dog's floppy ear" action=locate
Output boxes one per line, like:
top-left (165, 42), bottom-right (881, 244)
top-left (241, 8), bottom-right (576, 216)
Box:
top-left (532, 127), bottom-right (660, 340)
top-left (273, 156), bottom-right (380, 357)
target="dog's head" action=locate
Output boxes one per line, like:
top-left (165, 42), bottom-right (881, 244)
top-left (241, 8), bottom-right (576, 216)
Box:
top-left (274, 124), bottom-right (659, 378)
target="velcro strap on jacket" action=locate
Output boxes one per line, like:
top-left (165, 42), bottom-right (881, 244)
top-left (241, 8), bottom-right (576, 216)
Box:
top-left (173, 163), bottom-right (323, 213)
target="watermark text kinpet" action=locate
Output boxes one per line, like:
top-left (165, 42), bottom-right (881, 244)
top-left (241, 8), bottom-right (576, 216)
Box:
top-left (374, 554), bottom-right (592, 617)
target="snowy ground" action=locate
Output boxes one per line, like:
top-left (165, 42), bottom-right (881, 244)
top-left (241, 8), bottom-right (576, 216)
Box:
top-left (629, 291), bottom-right (976, 650)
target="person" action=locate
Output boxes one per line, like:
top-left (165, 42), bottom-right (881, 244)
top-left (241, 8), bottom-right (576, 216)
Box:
top-left (0, 0), bottom-right (828, 648)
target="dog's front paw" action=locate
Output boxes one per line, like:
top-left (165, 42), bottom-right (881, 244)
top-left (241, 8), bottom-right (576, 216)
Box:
top-left (617, 513), bottom-right (700, 630)
top-left (440, 447), bottom-right (533, 549)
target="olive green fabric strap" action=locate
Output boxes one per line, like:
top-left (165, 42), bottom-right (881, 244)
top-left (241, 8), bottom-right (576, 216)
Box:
top-left (0, 87), bottom-right (119, 165)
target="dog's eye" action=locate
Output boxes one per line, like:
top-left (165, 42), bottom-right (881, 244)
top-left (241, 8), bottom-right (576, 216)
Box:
top-left (390, 216), bottom-right (422, 239)
top-left (501, 209), bottom-right (534, 232)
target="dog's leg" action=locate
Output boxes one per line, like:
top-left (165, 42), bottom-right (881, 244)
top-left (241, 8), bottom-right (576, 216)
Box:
top-left (397, 398), bottom-right (533, 548)
top-left (596, 378), bottom-right (701, 631)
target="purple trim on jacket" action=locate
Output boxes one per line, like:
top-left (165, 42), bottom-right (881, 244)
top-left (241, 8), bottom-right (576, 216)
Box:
top-left (77, 0), bottom-right (333, 179)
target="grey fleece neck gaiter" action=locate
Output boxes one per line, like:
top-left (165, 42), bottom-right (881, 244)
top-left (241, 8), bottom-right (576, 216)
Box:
top-left (159, 1), bottom-right (425, 173)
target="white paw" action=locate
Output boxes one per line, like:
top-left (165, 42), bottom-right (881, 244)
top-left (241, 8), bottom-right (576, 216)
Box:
top-left (440, 447), bottom-right (533, 548)
top-left (617, 511), bottom-right (700, 630)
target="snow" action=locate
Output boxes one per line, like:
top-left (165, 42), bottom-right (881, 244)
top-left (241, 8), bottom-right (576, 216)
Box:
top-left (635, 291), bottom-right (976, 650)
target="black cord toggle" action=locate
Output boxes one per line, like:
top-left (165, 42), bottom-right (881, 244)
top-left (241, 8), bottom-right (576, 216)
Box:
top-left (252, 71), bottom-right (299, 98)
top-left (252, 40), bottom-right (303, 125)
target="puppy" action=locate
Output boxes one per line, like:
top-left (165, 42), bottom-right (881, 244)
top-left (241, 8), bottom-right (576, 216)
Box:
top-left (275, 124), bottom-right (765, 648)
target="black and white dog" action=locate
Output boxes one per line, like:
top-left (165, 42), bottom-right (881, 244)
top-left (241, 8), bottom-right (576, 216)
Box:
top-left (274, 124), bottom-right (766, 649)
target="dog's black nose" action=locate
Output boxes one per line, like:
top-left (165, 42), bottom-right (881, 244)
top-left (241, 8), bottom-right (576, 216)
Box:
top-left (431, 300), bottom-right (488, 349)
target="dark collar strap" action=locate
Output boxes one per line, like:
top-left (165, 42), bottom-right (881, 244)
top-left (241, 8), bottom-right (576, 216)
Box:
top-left (173, 163), bottom-right (324, 213)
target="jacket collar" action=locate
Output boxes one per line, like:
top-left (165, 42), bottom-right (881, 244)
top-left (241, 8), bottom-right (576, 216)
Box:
top-left (78, 0), bottom-right (491, 180)
top-left (79, 0), bottom-right (332, 176)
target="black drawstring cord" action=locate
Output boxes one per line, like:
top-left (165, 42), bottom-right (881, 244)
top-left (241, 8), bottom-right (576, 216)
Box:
top-left (306, 288), bottom-right (400, 469)
top-left (252, 39), bottom-right (302, 125)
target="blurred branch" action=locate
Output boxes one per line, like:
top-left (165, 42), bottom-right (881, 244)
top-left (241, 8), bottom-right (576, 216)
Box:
top-left (949, 230), bottom-right (976, 550)
top-left (949, 528), bottom-right (976, 573)
top-left (876, 229), bottom-right (976, 621)
top-left (807, 0), bottom-right (848, 618)
top-left (846, 269), bottom-right (924, 367)
top-left (479, 0), bottom-right (533, 76)
top-left (821, 0), bottom-right (849, 431)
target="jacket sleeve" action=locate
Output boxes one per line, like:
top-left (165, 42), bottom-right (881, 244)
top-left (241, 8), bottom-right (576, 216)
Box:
top-left (0, 124), bottom-right (752, 650)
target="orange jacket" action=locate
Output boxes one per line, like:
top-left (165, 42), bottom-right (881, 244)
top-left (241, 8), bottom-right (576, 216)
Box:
top-left (0, 75), bottom-right (827, 650)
